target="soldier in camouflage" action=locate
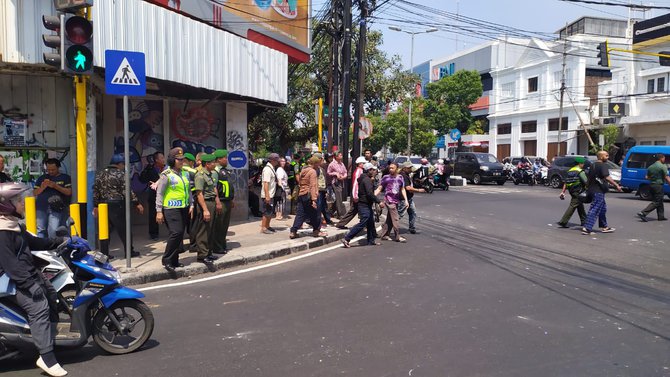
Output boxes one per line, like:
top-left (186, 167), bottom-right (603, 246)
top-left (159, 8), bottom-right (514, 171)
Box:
top-left (92, 153), bottom-right (144, 259)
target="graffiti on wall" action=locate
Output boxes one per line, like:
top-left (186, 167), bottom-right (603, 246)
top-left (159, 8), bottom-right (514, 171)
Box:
top-left (170, 102), bottom-right (224, 156)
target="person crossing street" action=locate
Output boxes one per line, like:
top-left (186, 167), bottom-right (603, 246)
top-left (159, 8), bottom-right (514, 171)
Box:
top-left (341, 163), bottom-right (382, 248)
top-left (637, 153), bottom-right (670, 222)
top-left (155, 147), bottom-right (192, 271)
top-left (557, 157), bottom-right (588, 228)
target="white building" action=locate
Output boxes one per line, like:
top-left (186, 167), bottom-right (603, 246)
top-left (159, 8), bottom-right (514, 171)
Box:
top-left (488, 17), bottom-right (628, 161)
top-left (598, 13), bottom-right (670, 156)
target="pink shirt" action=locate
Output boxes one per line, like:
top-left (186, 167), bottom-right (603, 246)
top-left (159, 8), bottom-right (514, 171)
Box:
top-left (327, 160), bottom-right (347, 186)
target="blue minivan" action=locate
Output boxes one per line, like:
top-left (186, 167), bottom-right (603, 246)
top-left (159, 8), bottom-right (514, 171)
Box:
top-left (620, 145), bottom-right (670, 200)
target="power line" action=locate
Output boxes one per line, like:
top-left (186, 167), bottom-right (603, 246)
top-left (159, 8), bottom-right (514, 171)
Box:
top-left (559, 0), bottom-right (670, 9)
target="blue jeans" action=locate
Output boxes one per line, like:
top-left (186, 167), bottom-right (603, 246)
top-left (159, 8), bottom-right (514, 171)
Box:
top-left (345, 203), bottom-right (376, 244)
top-left (290, 195), bottom-right (321, 234)
top-left (398, 197), bottom-right (417, 231)
top-left (36, 208), bottom-right (65, 238)
top-left (318, 191), bottom-right (331, 223)
top-left (584, 192), bottom-right (608, 231)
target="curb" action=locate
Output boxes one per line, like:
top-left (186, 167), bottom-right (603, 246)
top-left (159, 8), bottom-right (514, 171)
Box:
top-left (118, 230), bottom-right (348, 286)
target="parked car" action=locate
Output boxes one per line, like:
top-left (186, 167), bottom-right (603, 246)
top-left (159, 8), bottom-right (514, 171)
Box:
top-left (547, 155), bottom-right (622, 189)
top-left (620, 145), bottom-right (670, 200)
top-left (453, 152), bottom-right (506, 185)
top-left (393, 155), bottom-right (423, 170)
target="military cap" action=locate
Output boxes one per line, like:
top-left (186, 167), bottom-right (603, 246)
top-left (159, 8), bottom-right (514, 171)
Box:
top-left (183, 153), bottom-right (195, 162)
top-left (214, 149), bottom-right (228, 159)
top-left (110, 153), bottom-right (125, 164)
top-left (574, 156), bottom-right (586, 164)
top-left (201, 153), bottom-right (216, 163)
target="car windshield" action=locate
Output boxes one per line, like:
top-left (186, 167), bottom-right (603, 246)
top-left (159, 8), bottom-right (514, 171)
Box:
top-left (410, 157), bottom-right (422, 165)
top-left (395, 157), bottom-right (407, 163)
top-left (476, 154), bottom-right (499, 163)
top-left (604, 160), bottom-right (620, 169)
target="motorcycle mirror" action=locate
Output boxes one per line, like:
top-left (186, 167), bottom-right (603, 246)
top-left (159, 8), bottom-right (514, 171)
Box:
top-left (55, 226), bottom-right (69, 237)
top-left (65, 217), bottom-right (75, 227)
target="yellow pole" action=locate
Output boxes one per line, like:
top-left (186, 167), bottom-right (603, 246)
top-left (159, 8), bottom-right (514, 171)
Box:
top-left (76, 76), bottom-right (87, 204)
top-left (318, 98), bottom-right (323, 152)
top-left (98, 204), bottom-right (109, 240)
top-left (25, 196), bottom-right (37, 234)
top-left (69, 203), bottom-right (80, 236)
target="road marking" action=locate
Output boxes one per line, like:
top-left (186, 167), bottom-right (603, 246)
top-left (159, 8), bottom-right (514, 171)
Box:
top-left (449, 186), bottom-right (527, 194)
top-left (138, 232), bottom-right (375, 292)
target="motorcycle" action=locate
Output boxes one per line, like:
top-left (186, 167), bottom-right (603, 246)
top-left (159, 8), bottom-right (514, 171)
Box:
top-left (0, 222), bottom-right (154, 360)
top-left (413, 173), bottom-right (434, 194)
top-left (512, 166), bottom-right (535, 186)
top-left (32, 245), bottom-right (77, 316)
top-left (433, 172), bottom-right (449, 191)
top-left (535, 166), bottom-right (549, 186)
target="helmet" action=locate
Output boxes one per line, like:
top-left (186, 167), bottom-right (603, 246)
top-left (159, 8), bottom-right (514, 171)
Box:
top-left (363, 162), bottom-right (376, 171)
top-left (438, 159), bottom-right (444, 164)
top-left (421, 158), bottom-right (428, 164)
top-left (355, 156), bottom-right (367, 164)
top-left (0, 183), bottom-right (32, 217)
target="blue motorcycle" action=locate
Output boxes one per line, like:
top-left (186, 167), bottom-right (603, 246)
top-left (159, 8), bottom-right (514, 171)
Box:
top-left (0, 225), bottom-right (154, 359)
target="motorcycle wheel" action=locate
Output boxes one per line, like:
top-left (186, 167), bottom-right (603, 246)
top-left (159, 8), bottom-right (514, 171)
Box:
top-left (425, 183), bottom-right (434, 194)
top-left (92, 299), bottom-right (155, 355)
top-left (513, 178), bottom-right (520, 185)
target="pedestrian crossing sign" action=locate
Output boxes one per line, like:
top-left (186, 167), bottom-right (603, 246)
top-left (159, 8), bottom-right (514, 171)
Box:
top-left (105, 50), bottom-right (146, 96)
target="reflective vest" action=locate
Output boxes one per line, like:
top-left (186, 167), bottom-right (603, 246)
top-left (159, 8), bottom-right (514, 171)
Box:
top-left (216, 166), bottom-right (234, 200)
top-left (183, 166), bottom-right (197, 192)
top-left (162, 168), bottom-right (190, 208)
top-left (565, 165), bottom-right (585, 188)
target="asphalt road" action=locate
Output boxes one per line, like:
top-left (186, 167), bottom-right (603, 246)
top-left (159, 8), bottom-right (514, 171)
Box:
top-left (3, 184), bottom-right (669, 376)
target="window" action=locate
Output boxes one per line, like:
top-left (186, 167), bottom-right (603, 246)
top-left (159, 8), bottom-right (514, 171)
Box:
top-left (647, 79), bottom-right (655, 94)
top-left (497, 123), bottom-right (512, 135)
top-left (548, 117), bottom-right (569, 131)
top-left (658, 77), bottom-right (666, 92)
top-left (626, 153), bottom-right (655, 168)
top-left (501, 82), bottom-right (515, 98)
top-left (521, 121), bottom-right (537, 133)
top-left (655, 140), bottom-right (667, 145)
top-left (528, 77), bottom-right (538, 93)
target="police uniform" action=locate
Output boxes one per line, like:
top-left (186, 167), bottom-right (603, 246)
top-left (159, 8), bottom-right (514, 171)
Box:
top-left (155, 148), bottom-right (192, 269)
top-left (213, 149), bottom-right (234, 253)
top-left (92, 154), bottom-right (142, 257)
top-left (558, 161), bottom-right (588, 227)
top-left (193, 154), bottom-right (218, 262)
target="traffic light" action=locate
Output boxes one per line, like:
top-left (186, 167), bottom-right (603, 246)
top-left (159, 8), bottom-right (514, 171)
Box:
top-left (42, 15), bottom-right (64, 70)
top-left (63, 15), bottom-right (93, 75)
top-left (659, 51), bottom-right (670, 66)
top-left (597, 41), bottom-right (609, 67)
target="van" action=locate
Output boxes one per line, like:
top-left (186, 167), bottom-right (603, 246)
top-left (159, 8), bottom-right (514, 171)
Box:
top-left (620, 145), bottom-right (670, 200)
top-left (453, 152), bottom-right (506, 185)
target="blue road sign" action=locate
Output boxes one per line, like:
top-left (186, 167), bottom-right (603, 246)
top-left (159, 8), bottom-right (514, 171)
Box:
top-left (449, 128), bottom-right (462, 141)
top-left (105, 50), bottom-right (146, 96)
top-left (228, 150), bottom-right (248, 169)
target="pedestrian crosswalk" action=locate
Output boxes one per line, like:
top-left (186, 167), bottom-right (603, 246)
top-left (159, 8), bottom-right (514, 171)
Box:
top-left (448, 185), bottom-right (528, 195)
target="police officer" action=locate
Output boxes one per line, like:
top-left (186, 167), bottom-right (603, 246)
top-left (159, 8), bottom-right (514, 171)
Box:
top-left (155, 147), bottom-right (192, 271)
top-left (557, 156), bottom-right (588, 228)
top-left (92, 153), bottom-right (144, 258)
top-left (214, 149), bottom-right (234, 253)
top-left (192, 153), bottom-right (219, 264)
top-left (637, 153), bottom-right (670, 222)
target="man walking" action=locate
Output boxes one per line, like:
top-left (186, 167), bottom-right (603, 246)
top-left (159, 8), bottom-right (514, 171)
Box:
top-left (289, 156), bottom-right (327, 239)
top-left (398, 161), bottom-right (425, 234)
top-left (582, 151), bottom-right (622, 235)
top-left (192, 154), bottom-right (220, 264)
top-left (376, 162), bottom-right (407, 242)
top-left (557, 156), bottom-right (588, 228)
top-left (328, 151), bottom-right (348, 219)
top-left (637, 153), bottom-right (670, 222)
top-left (155, 147), bottom-right (192, 271)
top-left (261, 153), bottom-right (281, 234)
top-left (213, 149), bottom-right (234, 253)
top-left (33, 159), bottom-right (71, 238)
top-left (140, 151), bottom-right (165, 240)
top-left (341, 163), bottom-right (382, 248)
top-left (335, 156), bottom-right (367, 229)
top-left (93, 153), bottom-right (144, 259)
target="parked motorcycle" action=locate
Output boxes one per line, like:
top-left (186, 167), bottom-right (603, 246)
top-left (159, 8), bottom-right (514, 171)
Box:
top-left (512, 167), bottom-right (535, 186)
top-left (0, 223), bottom-right (154, 360)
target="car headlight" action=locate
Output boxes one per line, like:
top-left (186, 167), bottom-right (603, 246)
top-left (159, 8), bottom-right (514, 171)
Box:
top-left (480, 166), bottom-right (489, 171)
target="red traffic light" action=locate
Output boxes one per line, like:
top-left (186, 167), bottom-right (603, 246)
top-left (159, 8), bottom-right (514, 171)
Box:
top-left (65, 16), bottom-right (92, 45)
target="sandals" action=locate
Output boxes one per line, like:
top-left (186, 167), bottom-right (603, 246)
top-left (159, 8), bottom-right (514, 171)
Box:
top-left (312, 231), bottom-right (328, 237)
top-left (600, 227), bottom-right (615, 233)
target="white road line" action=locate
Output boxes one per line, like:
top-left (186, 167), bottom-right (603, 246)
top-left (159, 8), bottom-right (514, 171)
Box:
top-left (138, 232), bottom-right (373, 292)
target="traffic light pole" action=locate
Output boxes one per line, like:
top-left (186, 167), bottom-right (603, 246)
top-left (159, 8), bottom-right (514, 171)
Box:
top-left (75, 74), bottom-right (87, 239)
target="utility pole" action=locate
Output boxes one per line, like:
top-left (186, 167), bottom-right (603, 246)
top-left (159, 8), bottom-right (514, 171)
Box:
top-left (557, 28), bottom-right (568, 158)
top-left (331, 0), bottom-right (341, 149)
top-left (341, 0), bottom-right (353, 168)
top-left (352, 0), bottom-right (368, 161)
top-left (407, 32), bottom-right (415, 156)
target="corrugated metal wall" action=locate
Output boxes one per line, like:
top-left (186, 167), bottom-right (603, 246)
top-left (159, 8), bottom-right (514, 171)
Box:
top-left (0, 0), bottom-right (288, 104)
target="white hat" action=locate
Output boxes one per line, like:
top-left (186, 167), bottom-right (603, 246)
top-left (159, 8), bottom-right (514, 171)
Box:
top-left (363, 162), bottom-right (376, 171)
top-left (355, 156), bottom-right (367, 164)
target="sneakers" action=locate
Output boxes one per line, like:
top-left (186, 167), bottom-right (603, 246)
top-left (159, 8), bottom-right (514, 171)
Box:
top-left (637, 213), bottom-right (648, 222)
top-left (381, 236), bottom-right (392, 241)
top-left (600, 227), bottom-right (615, 233)
top-left (289, 233), bottom-right (298, 239)
top-left (581, 228), bottom-right (594, 235)
top-left (36, 356), bottom-right (68, 377)
top-left (397, 237), bottom-right (407, 243)
top-left (341, 239), bottom-right (351, 248)
top-left (261, 229), bottom-right (274, 235)
top-left (312, 231), bottom-right (327, 237)
top-left (409, 229), bottom-right (417, 234)
top-left (556, 222), bottom-right (569, 228)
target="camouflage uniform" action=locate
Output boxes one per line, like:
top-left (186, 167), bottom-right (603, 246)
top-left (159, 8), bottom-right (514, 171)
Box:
top-left (93, 165), bottom-right (141, 256)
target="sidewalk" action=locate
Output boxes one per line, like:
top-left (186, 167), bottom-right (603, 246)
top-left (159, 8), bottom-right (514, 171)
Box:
top-left (107, 216), bottom-right (350, 286)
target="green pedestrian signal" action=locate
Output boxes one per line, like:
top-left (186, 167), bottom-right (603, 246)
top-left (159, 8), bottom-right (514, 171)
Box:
top-left (63, 15), bottom-right (93, 75)
top-left (66, 46), bottom-right (93, 72)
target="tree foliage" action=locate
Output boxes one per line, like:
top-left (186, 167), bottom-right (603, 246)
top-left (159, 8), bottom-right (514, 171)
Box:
top-left (423, 70), bottom-right (483, 136)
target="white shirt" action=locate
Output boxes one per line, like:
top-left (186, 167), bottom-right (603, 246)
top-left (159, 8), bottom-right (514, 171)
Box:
top-left (276, 166), bottom-right (289, 192)
top-left (261, 163), bottom-right (277, 199)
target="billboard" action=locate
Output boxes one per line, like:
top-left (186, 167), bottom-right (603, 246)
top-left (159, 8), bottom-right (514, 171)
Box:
top-left (148, 0), bottom-right (311, 63)
top-left (633, 13), bottom-right (670, 48)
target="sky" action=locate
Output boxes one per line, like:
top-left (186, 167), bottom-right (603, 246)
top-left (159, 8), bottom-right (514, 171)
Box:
top-left (357, 0), bottom-right (670, 69)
